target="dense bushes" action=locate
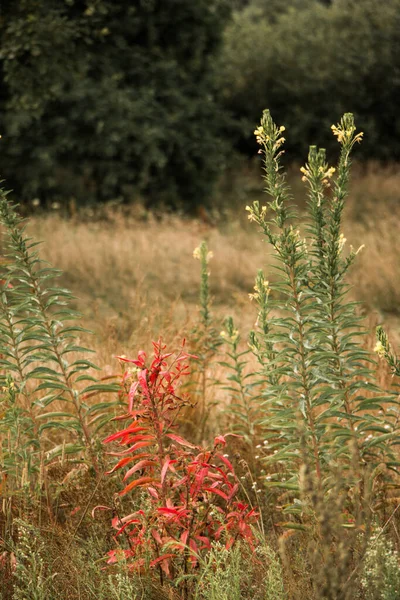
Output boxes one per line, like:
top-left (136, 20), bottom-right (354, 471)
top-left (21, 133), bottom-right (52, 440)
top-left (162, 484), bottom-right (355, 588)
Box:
top-left (1, 0), bottom-right (400, 210)
top-left (0, 0), bottom-right (230, 210)
top-left (220, 0), bottom-right (400, 159)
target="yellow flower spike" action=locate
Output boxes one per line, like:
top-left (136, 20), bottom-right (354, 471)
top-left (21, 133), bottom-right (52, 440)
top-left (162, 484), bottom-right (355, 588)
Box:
top-left (374, 341), bottom-right (386, 358)
top-left (193, 246), bottom-right (201, 260)
top-left (325, 167), bottom-right (336, 178)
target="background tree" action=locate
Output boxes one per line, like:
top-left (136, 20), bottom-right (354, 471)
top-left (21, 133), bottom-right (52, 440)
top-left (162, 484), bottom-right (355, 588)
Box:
top-left (0, 0), bottom-right (231, 210)
top-left (219, 0), bottom-right (400, 160)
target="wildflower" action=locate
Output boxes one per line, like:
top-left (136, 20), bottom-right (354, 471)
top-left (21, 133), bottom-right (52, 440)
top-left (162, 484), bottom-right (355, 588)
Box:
top-left (325, 166), bottom-right (336, 178)
top-left (338, 233), bottom-right (347, 252)
top-left (254, 126), bottom-right (265, 145)
top-left (374, 340), bottom-right (386, 358)
top-left (192, 245), bottom-right (213, 263)
top-left (331, 124), bottom-right (345, 143)
top-left (274, 137), bottom-right (285, 150)
top-left (31, 198), bottom-right (40, 207)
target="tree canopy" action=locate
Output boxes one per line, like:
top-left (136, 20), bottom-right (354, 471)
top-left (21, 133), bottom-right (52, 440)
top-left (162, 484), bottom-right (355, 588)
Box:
top-left (0, 0), bottom-right (231, 209)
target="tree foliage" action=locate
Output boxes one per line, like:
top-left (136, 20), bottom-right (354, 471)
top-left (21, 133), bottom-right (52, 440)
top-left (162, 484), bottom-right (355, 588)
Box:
top-left (220, 0), bottom-right (400, 160)
top-left (0, 0), bottom-right (230, 210)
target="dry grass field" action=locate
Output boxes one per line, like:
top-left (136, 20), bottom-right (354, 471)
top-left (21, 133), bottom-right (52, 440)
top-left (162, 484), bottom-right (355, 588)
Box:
top-left (2, 159), bottom-right (400, 600)
top-left (26, 163), bottom-right (400, 364)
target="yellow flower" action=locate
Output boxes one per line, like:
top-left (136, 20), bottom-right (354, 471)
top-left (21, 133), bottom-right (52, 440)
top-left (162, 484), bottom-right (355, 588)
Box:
top-left (325, 167), bottom-right (336, 178)
top-left (338, 233), bottom-right (347, 252)
top-left (374, 341), bottom-right (386, 358)
top-left (193, 246), bottom-right (201, 260)
top-left (331, 124), bottom-right (345, 143)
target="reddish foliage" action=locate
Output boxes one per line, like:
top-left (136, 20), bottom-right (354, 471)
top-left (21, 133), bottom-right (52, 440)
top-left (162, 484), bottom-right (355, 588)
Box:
top-left (101, 340), bottom-right (259, 577)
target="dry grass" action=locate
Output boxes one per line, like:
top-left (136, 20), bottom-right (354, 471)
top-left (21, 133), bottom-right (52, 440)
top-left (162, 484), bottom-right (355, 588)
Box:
top-left (25, 163), bottom-right (400, 367)
top-left (2, 164), bottom-right (400, 600)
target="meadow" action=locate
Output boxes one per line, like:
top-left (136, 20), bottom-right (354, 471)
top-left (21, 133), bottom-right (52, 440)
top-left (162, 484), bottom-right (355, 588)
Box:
top-left (27, 161), bottom-right (400, 353)
top-left (1, 113), bottom-right (400, 600)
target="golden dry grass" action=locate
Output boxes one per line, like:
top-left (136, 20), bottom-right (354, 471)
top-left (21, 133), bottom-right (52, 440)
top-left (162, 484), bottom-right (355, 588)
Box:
top-left (25, 163), bottom-right (400, 369)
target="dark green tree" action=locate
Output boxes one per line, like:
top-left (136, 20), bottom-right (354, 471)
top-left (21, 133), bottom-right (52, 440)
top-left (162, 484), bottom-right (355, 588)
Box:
top-left (219, 0), bottom-right (400, 160)
top-left (0, 0), bottom-right (231, 210)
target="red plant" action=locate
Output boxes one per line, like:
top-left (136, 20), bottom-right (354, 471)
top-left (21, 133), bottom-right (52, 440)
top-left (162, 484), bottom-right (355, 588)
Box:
top-left (99, 340), bottom-right (259, 579)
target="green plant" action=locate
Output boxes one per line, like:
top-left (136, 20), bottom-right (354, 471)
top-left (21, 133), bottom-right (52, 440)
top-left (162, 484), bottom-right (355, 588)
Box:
top-left (194, 542), bottom-right (243, 600)
top-left (220, 316), bottom-right (259, 470)
top-left (361, 530), bottom-right (400, 600)
top-left (246, 111), bottom-right (398, 504)
top-left (11, 519), bottom-right (55, 600)
top-left (375, 326), bottom-right (400, 378)
top-left (191, 242), bottom-right (222, 441)
top-left (0, 184), bottom-right (119, 481)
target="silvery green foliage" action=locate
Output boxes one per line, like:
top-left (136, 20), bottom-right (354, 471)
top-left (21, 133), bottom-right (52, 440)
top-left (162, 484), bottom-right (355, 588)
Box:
top-left (361, 531), bottom-right (400, 600)
top-left (246, 112), bottom-right (399, 497)
top-left (12, 519), bottom-right (55, 600)
top-left (194, 542), bottom-right (243, 600)
top-left (0, 184), bottom-right (119, 477)
top-left (220, 316), bottom-right (258, 459)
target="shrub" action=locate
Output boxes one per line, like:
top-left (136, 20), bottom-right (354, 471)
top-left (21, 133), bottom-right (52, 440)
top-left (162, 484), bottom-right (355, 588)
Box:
top-left (0, 0), bottom-right (231, 210)
top-left (99, 340), bottom-right (259, 591)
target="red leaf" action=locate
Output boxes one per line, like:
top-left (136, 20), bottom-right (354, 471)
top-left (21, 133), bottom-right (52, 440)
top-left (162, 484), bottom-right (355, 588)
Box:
top-left (203, 487), bottom-right (229, 501)
top-left (150, 554), bottom-right (176, 568)
top-left (218, 454), bottom-right (234, 473)
top-left (114, 440), bottom-right (154, 455)
top-left (166, 433), bottom-right (196, 449)
top-left (119, 476), bottom-right (154, 497)
top-left (123, 459), bottom-right (156, 481)
top-left (161, 457), bottom-right (176, 484)
top-left (106, 457), bottom-right (134, 474)
top-left (180, 529), bottom-right (189, 545)
top-left (227, 483), bottom-right (239, 502)
top-left (128, 382), bottom-right (139, 412)
top-left (151, 529), bottom-right (163, 545)
top-left (138, 369), bottom-right (150, 399)
top-left (91, 505), bottom-right (112, 518)
top-left (148, 487), bottom-right (159, 499)
top-left (214, 435), bottom-right (226, 447)
top-left (103, 425), bottom-right (146, 444)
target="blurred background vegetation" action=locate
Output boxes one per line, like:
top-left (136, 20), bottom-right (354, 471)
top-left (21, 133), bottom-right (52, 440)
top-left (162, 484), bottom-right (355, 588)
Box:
top-left (1, 0), bottom-right (399, 212)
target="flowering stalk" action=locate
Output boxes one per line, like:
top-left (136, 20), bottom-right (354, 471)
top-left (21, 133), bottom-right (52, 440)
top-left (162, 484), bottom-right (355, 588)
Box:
top-left (192, 242), bottom-right (221, 441)
top-left (245, 110), bottom-right (399, 507)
